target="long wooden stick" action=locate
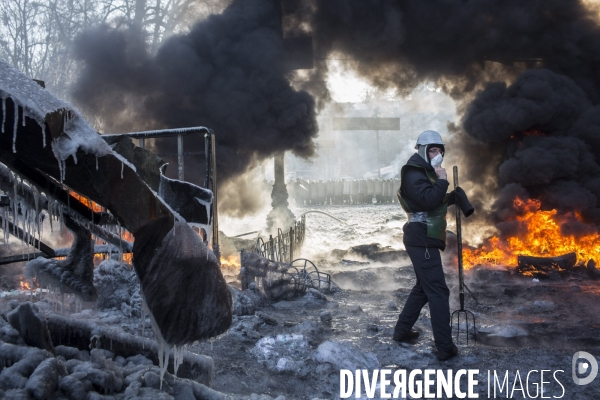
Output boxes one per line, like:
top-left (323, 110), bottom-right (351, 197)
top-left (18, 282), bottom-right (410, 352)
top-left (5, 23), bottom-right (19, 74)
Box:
top-left (453, 166), bottom-right (465, 311)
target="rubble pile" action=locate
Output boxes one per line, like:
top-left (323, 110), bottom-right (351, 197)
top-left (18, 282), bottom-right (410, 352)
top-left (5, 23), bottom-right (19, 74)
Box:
top-left (0, 301), bottom-right (226, 399)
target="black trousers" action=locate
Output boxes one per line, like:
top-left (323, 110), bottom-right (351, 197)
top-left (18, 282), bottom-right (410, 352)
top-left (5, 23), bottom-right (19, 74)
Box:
top-left (394, 245), bottom-right (453, 351)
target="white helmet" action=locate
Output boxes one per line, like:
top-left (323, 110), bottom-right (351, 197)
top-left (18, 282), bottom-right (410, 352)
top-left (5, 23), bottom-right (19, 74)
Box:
top-left (415, 130), bottom-right (445, 162)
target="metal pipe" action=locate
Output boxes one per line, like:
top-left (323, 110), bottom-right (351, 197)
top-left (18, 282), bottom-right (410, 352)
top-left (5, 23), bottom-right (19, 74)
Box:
top-left (299, 210), bottom-right (347, 225)
top-left (211, 132), bottom-right (219, 256)
top-left (233, 230), bottom-right (261, 238)
top-left (204, 133), bottom-right (211, 188)
top-left (177, 134), bottom-right (184, 180)
top-left (453, 166), bottom-right (465, 310)
top-left (103, 126), bottom-right (210, 139)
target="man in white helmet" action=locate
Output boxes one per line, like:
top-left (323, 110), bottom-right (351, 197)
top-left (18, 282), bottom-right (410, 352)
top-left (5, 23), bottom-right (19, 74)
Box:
top-left (393, 130), bottom-right (474, 361)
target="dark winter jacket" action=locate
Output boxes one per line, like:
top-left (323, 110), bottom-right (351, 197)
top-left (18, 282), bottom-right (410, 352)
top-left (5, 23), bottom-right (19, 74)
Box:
top-left (400, 153), bottom-right (455, 250)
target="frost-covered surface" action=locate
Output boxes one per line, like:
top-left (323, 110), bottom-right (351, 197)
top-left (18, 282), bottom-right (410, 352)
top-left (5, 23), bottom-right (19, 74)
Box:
top-left (0, 60), bottom-right (69, 123)
top-left (0, 60), bottom-right (112, 171)
top-left (50, 115), bottom-right (113, 180)
top-left (313, 340), bottom-right (380, 371)
top-left (252, 334), bottom-right (309, 370)
top-left (93, 259), bottom-right (141, 317)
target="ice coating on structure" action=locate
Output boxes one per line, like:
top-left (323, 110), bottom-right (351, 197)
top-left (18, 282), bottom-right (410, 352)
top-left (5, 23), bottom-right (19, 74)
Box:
top-left (50, 115), bottom-right (112, 168)
top-left (1, 60), bottom-right (113, 174)
top-left (133, 219), bottom-right (232, 346)
top-left (0, 165), bottom-right (50, 254)
top-left (0, 60), bottom-right (68, 124)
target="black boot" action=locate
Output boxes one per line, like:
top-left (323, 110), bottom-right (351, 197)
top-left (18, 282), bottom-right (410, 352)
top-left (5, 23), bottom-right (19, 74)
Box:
top-left (393, 330), bottom-right (420, 342)
top-left (437, 345), bottom-right (458, 361)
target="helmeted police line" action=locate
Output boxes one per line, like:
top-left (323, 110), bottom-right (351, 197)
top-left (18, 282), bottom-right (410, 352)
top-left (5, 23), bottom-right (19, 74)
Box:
top-left (393, 130), bottom-right (474, 361)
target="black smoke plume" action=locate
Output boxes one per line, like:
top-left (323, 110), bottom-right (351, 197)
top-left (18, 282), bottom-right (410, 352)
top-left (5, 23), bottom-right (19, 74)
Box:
top-left (72, 0), bottom-right (600, 235)
top-left (462, 68), bottom-right (600, 234)
top-left (302, 0), bottom-right (600, 238)
top-left (72, 0), bottom-right (317, 195)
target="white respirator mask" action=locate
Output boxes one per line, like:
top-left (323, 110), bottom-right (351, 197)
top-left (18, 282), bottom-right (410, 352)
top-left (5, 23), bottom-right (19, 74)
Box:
top-left (430, 153), bottom-right (443, 168)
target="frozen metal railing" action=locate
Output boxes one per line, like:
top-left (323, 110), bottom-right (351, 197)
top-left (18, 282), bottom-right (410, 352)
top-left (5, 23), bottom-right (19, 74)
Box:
top-left (253, 215), bottom-right (305, 264)
top-left (240, 215), bottom-right (332, 295)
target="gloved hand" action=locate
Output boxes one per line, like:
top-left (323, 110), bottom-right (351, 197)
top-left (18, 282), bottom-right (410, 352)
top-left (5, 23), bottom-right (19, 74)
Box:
top-left (455, 186), bottom-right (474, 217)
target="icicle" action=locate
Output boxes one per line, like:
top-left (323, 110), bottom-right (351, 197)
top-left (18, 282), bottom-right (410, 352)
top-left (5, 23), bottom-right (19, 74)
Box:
top-left (173, 345), bottom-right (184, 377)
top-left (1, 97), bottom-right (5, 133)
top-left (161, 342), bottom-right (171, 390)
top-left (118, 221), bottom-right (123, 263)
top-left (41, 122), bottom-right (46, 148)
top-left (148, 303), bottom-right (171, 390)
top-left (96, 156), bottom-right (98, 171)
top-left (121, 161), bottom-right (124, 179)
top-left (58, 203), bottom-right (64, 236)
top-left (57, 158), bottom-right (64, 183)
top-left (12, 105), bottom-right (18, 153)
top-left (48, 196), bottom-right (54, 232)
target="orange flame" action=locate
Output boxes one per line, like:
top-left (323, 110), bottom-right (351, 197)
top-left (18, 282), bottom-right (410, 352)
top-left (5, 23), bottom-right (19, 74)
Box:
top-left (19, 278), bottom-right (31, 290)
top-left (463, 197), bottom-right (600, 269)
top-left (69, 191), bottom-right (103, 213)
top-left (220, 254), bottom-right (241, 270)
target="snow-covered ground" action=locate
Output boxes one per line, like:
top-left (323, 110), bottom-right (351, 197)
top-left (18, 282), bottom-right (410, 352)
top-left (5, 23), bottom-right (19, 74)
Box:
top-left (1, 204), bottom-right (600, 399)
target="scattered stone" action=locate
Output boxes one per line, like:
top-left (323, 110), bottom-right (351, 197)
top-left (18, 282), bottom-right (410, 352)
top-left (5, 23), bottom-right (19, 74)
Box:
top-left (349, 305), bottom-right (363, 313)
top-left (306, 288), bottom-right (328, 301)
top-left (232, 319), bottom-right (262, 340)
top-left (276, 357), bottom-right (303, 373)
top-left (7, 300), bottom-right (19, 311)
top-left (251, 334), bottom-right (309, 372)
top-left (256, 311), bottom-right (280, 326)
top-left (292, 321), bottom-right (324, 337)
top-left (366, 324), bottom-right (379, 333)
top-left (571, 285), bottom-right (582, 292)
top-left (386, 301), bottom-right (398, 311)
top-left (319, 311), bottom-right (332, 323)
top-left (231, 287), bottom-right (257, 316)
